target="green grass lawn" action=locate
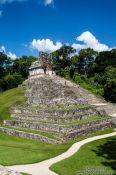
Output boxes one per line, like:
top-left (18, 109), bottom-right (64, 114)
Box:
top-left (0, 133), bottom-right (70, 166)
top-left (0, 87), bottom-right (26, 123)
top-left (50, 136), bottom-right (116, 175)
top-left (0, 128), bottom-right (114, 166)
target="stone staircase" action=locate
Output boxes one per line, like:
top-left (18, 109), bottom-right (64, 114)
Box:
top-left (0, 75), bottom-right (114, 143)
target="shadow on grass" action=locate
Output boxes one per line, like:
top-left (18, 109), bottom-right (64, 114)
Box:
top-left (93, 138), bottom-right (116, 174)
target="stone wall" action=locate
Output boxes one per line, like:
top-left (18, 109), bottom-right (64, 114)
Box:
top-left (11, 113), bottom-right (99, 123)
top-left (1, 118), bottom-right (113, 143)
top-left (64, 121), bottom-right (113, 140)
top-left (11, 106), bottom-right (106, 117)
top-left (111, 118), bottom-right (116, 127)
top-left (25, 76), bottom-right (88, 107)
top-left (11, 106), bottom-right (106, 123)
top-left (4, 118), bottom-right (112, 134)
top-left (0, 127), bottom-right (59, 144)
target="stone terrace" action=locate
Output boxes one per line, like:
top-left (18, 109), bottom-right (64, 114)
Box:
top-left (0, 75), bottom-right (114, 143)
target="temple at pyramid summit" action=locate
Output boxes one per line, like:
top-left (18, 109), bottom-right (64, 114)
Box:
top-left (0, 53), bottom-right (113, 143)
top-left (26, 52), bottom-right (88, 107)
top-left (29, 52), bottom-right (56, 78)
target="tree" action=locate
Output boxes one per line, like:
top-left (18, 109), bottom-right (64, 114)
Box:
top-left (13, 56), bottom-right (36, 78)
top-left (0, 73), bottom-right (24, 90)
top-left (70, 55), bottom-right (78, 66)
top-left (103, 66), bottom-right (116, 102)
top-left (60, 66), bottom-right (70, 79)
top-left (95, 49), bottom-right (116, 73)
top-left (0, 52), bottom-right (12, 78)
top-left (52, 45), bottom-right (76, 72)
top-left (78, 48), bottom-right (98, 75)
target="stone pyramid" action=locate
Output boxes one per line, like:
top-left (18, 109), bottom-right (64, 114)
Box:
top-left (0, 58), bottom-right (113, 143)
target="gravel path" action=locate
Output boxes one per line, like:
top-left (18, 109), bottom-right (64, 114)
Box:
top-left (7, 131), bottom-right (116, 175)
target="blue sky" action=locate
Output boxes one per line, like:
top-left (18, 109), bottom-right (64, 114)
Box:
top-left (0, 0), bottom-right (116, 59)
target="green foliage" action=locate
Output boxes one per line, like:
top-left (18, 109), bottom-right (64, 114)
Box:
top-left (103, 66), bottom-right (116, 102)
top-left (95, 49), bottom-right (116, 73)
top-left (13, 56), bottom-right (36, 78)
top-left (60, 66), bottom-right (70, 79)
top-left (73, 72), bottom-right (83, 84)
top-left (70, 55), bottom-right (78, 66)
top-left (73, 72), bottom-right (104, 96)
top-left (51, 47), bottom-right (116, 103)
top-left (52, 45), bottom-right (76, 75)
top-left (0, 52), bottom-right (13, 78)
top-left (78, 48), bottom-right (98, 63)
top-left (0, 73), bottom-right (24, 90)
top-left (0, 55), bottom-right (36, 91)
top-left (78, 48), bottom-right (98, 74)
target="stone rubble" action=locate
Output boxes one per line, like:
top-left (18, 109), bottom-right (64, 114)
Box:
top-left (0, 166), bottom-right (21, 175)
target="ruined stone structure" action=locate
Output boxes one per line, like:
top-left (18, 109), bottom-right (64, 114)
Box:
top-left (29, 52), bottom-right (55, 78)
top-left (0, 55), bottom-right (114, 143)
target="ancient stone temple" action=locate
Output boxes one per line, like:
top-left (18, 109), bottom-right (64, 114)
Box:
top-left (0, 53), bottom-right (114, 143)
top-left (29, 52), bottom-right (55, 78)
top-left (26, 52), bottom-right (88, 107)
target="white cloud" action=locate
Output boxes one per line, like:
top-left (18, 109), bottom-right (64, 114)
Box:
top-left (31, 39), bottom-right (62, 53)
top-left (0, 46), bottom-right (17, 60)
top-left (44, 0), bottom-right (54, 6)
top-left (0, 10), bottom-right (3, 17)
top-left (30, 32), bottom-right (111, 54)
top-left (7, 52), bottom-right (17, 60)
top-left (0, 0), bottom-right (27, 4)
top-left (72, 31), bottom-right (110, 52)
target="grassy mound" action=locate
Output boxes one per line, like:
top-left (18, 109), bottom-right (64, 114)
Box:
top-left (0, 87), bottom-right (26, 123)
top-left (50, 136), bottom-right (116, 175)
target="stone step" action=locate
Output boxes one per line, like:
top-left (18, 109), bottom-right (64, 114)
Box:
top-left (3, 117), bottom-right (112, 134)
top-left (0, 126), bottom-right (61, 144)
top-left (27, 101), bottom-right (85, 107)
top-left (26, 97), bottom-right (86, 107)
top-left (64, 125), bottom-right (113, 141)
top-left (11, 105), bottom-right (105, 117)
top-left (1, 117), bottom-right (113, 143)
top-left (3, 125), bottom-right (63, 140)
top-left (11, 111), bottom-right (103, 123)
